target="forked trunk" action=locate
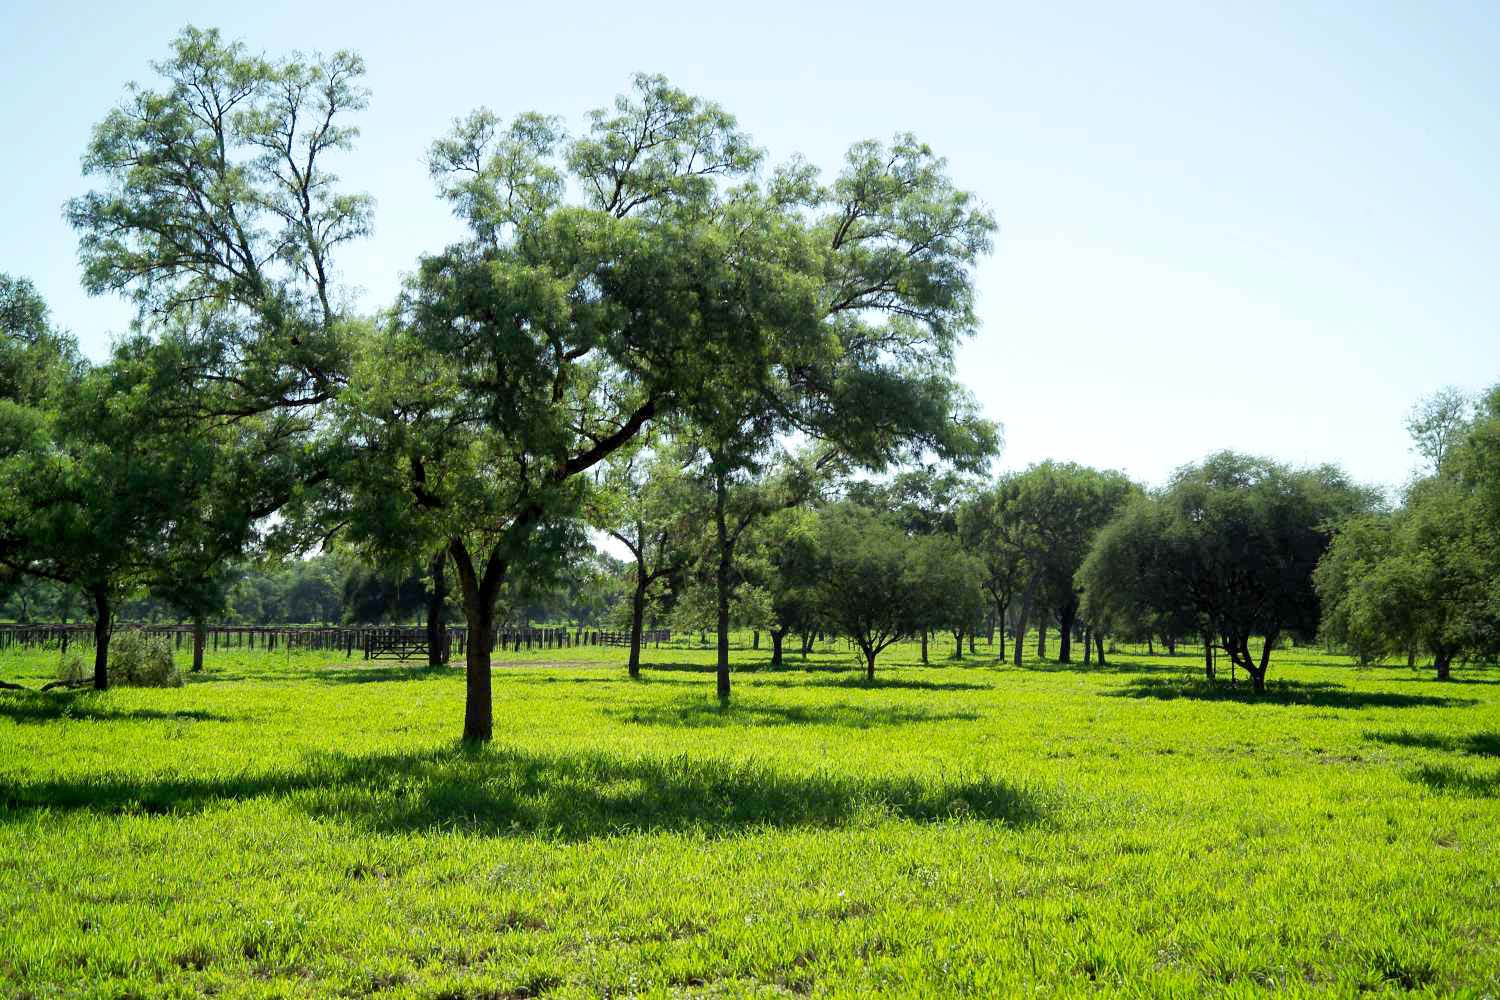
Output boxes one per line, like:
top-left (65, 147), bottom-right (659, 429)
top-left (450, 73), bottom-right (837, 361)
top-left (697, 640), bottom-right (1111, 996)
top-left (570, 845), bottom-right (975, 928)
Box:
top-left (770, 628), bottom-right (786, 667)
top-left (865, 646), bottom-right (877, 681)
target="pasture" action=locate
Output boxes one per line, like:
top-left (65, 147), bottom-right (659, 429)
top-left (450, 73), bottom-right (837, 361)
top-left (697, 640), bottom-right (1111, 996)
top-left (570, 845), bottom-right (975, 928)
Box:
top-left (2, 638), bottom-right (1498, 998)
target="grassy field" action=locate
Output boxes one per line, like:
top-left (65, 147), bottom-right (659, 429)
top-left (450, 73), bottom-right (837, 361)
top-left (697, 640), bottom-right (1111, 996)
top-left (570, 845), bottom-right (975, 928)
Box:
top-left (2, 635), bottom-right (1498, 998)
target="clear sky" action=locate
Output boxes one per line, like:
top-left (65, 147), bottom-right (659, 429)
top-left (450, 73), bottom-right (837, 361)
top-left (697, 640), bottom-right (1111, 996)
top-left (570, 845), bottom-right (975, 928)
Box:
top-left (5, 0), bottom-right (1497, 493)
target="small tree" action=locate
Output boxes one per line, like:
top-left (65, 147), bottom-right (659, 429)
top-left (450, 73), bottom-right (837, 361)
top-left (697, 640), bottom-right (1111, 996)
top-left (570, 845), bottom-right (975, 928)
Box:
top-left (812, 506), bottom-right (912, 679)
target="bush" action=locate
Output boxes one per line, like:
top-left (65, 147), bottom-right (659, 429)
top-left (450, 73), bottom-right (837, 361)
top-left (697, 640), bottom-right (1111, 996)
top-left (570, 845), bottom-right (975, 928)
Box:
top-left (106, 629), bottom-right (183, 688)
top-left (56, 650), bottom-right (89, 685)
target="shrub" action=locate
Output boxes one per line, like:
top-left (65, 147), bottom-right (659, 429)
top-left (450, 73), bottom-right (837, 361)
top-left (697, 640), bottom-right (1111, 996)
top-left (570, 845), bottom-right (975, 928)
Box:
top-left (106, 629), bottom-right (184, 688)
top-left (56, 650), bottom-right (89, 685)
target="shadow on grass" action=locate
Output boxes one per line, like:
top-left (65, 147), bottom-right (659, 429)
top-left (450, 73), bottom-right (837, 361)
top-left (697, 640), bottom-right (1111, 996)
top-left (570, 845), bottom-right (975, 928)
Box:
top-left (801, 675), bottom-right (992, 693)
top-left (1105, 677), bottom-right (1478, 709)
top-left (0, 693), bottom-right (234, 724)
top-left (1011, 656), bottom-right (1190, 676)
top-left (0, 745), bottom-right (1040, 838)
top-left (604, 698), bottom-right (979, 729)
top-left (1408, 763), bottom-right (1500, 798)
top-left (1366, 729), bottom-right (1500, 757)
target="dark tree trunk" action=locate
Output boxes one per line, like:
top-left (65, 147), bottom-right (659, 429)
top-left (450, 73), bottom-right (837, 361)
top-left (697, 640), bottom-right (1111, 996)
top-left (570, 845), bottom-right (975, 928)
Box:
top-left (452, 540), bottom-right (506, 743)
top-left (1146, 635), bottom-right (1154, 655)
top-left (952, 627), bottom-right (963, 660)
top-left (427, 548), bottom-right (449, 667)
top-left (1094, 632), bottom-right (1107, 667)
top-left (714, 471), bottom-right (732, 702)
top-left (92, 588), bottom-right (111, 691)
top-left (628, 576), bottom-right (647, 679)
top-left (770, 628), bottom-right (786, 667)
top-left (1407, 646), bottom-right (1417, 669)
top-left (1057, 600), bottom-right (1077, 663)
top-left (1037, 621), bottom-right (1048, 659)
top-left (1434, 651), bottom-right (1452, 681)
top-left (1083, 628), bottom-right (1092, 665)
top-left (920, 628), bottom-right (928, 664)
top-left (1205, 639), bottom-right (1215, 680)
top-left (865, 646), bottom-right (877, 681)
top-left (192, 617), bottom-right (206, 673)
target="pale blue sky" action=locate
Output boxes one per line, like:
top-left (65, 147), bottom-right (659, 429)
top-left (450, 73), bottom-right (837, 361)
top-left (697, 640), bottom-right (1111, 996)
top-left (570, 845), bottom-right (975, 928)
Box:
top-left (4, 1), bottom-right (1497, 492)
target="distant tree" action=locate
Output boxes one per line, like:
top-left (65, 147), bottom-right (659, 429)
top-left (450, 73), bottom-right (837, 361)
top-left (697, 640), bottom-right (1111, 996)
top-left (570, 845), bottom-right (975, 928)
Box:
top-left (1405, 386), bottom-right (1473, 474)
top-left (1083, 453), bottom-right (1376, 692)
top-left (1004, 462), bottom-right (1138, 665)
top-left (957, 475), bottom-right (1030, 661)
top-left (812, 506), bottom-right (913, 679)
top-left (1317, 474), bottom-right (1499, 681)
top-left (906, 533), bottom-right (987, 661)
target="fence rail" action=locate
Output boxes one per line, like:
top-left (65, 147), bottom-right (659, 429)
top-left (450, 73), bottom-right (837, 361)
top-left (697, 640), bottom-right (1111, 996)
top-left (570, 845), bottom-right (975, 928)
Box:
top-left (0, 622), bottom-right (671, 660)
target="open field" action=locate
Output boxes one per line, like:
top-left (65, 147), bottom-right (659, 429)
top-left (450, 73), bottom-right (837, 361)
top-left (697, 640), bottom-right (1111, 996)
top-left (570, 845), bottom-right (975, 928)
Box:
top-left (3, 638), bottom-right (1498, 998)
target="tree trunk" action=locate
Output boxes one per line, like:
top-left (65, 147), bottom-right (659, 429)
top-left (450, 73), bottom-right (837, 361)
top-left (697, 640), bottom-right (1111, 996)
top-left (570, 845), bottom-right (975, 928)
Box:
top-left (192, 617), bottom-right (206, 673)
top-left (1147, 635), bottom-right (1154, 655)
top-left (714, 471), bottom-right (732, 702)
top-left (920, 628), bottom-right (928, 664)
top-left (1407, 646), bottom-right (1417, 669)
top-left (91, 588), bottom-right (111, 691)
top-left (462, 600), bottom-right (495, 742)
top-left (1083, 628), bottom-right (1092, 665)
top-left (1204, 639), bottom-right (1215, 680)
top-left (1057, 600), bottom-right (1077, 663)
top-left (865, 646), bottom-right (877, 681)
top-left (770, 628), bottom-right (786, 667)
top-left (952, 627), bottom-right (963, 660)
top-left (628, 576), bottom-right (647, 679)
top-left (1094, 632), bottom-right (1107, 667)
top-left (1037, 621), bottom-right (1048, 659)
top-left (1434, 651), bottom-right (1452, 682)
top-left (427, 548), bottom-right (449, 667)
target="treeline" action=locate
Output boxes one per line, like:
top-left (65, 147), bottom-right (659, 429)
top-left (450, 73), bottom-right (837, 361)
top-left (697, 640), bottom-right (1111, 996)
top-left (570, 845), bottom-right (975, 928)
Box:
top-left (0, 549), bottom-right (625, 629)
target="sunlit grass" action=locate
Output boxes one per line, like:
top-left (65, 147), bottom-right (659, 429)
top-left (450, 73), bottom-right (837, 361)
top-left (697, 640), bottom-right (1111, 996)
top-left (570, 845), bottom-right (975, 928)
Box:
top-left (2, 636), bottom-right (1497, 997)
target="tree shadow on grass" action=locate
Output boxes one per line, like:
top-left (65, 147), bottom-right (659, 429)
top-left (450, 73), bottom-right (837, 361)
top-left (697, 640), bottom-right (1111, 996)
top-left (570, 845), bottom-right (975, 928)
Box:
top-left (0, 745), bottom-right (1041, 839)
top-left (1105, 677), bottom-right (1478, 709)
top-left (0, 693), bottom-right (234, 725)
top-left (1365, 729), bottom-right (1500, 757)
top-left (603, 698), bottom-right (979, 729)
top-left (801, 675), bottom-right (991, 693)
top-left (1408, 763), bottom-right (1500, 798)
top-left (1011, 657), bottom-right (1190, 677)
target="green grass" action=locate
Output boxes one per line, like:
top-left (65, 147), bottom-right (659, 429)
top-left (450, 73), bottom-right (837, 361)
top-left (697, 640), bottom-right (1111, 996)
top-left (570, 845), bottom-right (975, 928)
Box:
top-left (2, 637), bottom-right (1498, 998)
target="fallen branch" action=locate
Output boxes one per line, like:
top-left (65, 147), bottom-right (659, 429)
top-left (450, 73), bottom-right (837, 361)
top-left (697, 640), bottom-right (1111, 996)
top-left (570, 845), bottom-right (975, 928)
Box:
top-left (39, 679), bottom-right (93, 692)
top-left (0, 680), bottom-right (32, 692)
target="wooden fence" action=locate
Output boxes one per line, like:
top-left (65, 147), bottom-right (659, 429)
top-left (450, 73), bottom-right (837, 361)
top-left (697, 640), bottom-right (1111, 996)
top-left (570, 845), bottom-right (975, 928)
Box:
top-left (0, 622), bottom-right (671, 660)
